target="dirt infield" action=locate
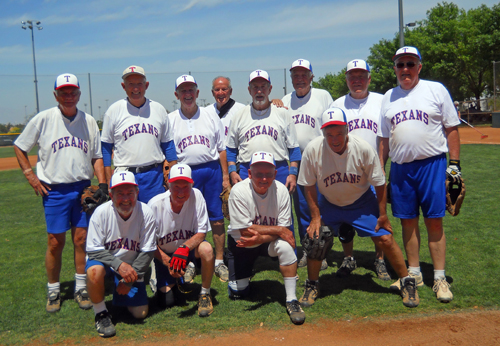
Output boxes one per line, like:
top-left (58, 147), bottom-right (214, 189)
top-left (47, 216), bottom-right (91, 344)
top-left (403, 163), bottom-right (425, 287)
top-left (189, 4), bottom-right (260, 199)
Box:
top-left (0, 127), bottom-right (498, 172)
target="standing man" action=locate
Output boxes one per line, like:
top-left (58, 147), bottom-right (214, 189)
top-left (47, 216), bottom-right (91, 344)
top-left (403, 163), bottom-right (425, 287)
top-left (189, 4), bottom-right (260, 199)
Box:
top-left (281, 59), bottom-right (333, 270)
top-left (101, 65), bottom-right (177, 204)
top-left (148, 164), bottom-right (215, 317)
top-left (227, 151), bottom-right (305, 325)
top-left (169, 75), bottom-right (229, 282)
top-left (379, 47), bottom-right (461, 302)
top-left (298, 107), bottom-right (419, 309)
top-left (205, 76), bottom-right (245, 143)
top-left (14, 73), bottom-right (106, 313)
top-left (331, 59), bottom-right (390, 281)
top-left (86, 171), bottom-right (157, 338)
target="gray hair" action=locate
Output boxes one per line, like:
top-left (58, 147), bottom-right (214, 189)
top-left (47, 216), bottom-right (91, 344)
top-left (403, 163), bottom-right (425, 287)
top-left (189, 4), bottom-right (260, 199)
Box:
top-left (212, 76), bottom-right (232, 90)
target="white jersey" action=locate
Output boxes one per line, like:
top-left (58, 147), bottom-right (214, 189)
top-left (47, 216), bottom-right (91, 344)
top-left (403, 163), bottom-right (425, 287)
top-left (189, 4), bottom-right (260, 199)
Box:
top-left (101, 98), bottom-right (173, 167)
top-left (332, 92), bottom-right (383, 152)
top-left (298, 135), bottom-right (385, 207)
top-left (226, 104), bottom-right (299, 163)
top-left (86, 200), bottom-right (158, 265)
top-left (148, 188), bottom-right (211, 254)
top-left (14, 107), bottom-right (102, 185)
top-left (379, 80), bottom-right (460, 164)
top-left (228, 178), bottom-right (292, 245)
top-left (205, 101), bottom-right (245, 145)
top-left (282, 88), bottom-right (333, 152)
top-left (168, 107), bottom-right (225, 166)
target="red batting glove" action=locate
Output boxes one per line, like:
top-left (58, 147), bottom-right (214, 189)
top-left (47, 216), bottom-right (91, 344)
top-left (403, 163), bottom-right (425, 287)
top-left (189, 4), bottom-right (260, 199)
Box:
top-left (170, 244), bottom-right (189, 272)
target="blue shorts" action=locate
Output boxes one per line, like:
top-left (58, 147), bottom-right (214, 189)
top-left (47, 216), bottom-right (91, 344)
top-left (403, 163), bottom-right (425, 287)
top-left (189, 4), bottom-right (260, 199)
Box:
top-left (227, 235), bottom-right (275, 281)
top-left (154, 251), bottom-right (199, 288)
top-left (42, 180), bottom-right (90, 234)
top-left (319, 189), bottom-right (391, 238)
top-left (390, 153), bottom-right (446, 219)
top-left (191, 160), bottom-right (223, 221)
top-left (135, 165), bottom-right (165, 203)
top-left (85, 259), bottom-right (148, 307)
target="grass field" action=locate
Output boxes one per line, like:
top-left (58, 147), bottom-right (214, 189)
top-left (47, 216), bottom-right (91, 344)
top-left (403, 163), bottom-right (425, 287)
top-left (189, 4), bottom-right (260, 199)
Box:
top-left (0, 146), bottom-right (38, 159)
top-left (0, 144), bottom-right (498, 345)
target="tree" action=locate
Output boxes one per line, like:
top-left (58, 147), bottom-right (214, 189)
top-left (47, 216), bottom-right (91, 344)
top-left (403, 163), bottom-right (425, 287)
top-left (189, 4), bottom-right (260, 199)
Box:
top-left (312, 68), bottom-right (350, 100)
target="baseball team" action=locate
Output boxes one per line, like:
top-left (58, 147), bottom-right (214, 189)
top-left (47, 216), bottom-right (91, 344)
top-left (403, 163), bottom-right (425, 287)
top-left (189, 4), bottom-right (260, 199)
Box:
top-left (14, 46), bottom-right (461, 338)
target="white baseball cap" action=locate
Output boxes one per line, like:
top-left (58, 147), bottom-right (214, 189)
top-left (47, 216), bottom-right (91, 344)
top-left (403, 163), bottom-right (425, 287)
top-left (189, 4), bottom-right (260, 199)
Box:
top-left (122, 65), bottom-right (146, 79)
top-left (175, 74), bottom-right (197, 90)
top-left (54, 73), bottom-right (80, 90)
top-left (290, 59), bottom-right (313, 73)
top-left (249, 70), bottom-right (271, 84)
top-left (346, 59), bottom-right (370, 73)
top-left (393, 46), bottom-right (422, 61)
top-left (168, 164), bottom-right (194, 183)
top-left (320, 107), bottom-right (347, 129)
top-left (110, 171), bottom-right (138, 189)
top-left (250, 151), bottom-right (276, 167)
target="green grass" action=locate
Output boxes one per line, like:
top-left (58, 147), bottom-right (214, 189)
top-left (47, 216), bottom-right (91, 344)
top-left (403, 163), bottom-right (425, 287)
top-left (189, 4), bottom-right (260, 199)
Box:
top-left (0, 144), bottom-right (499, 345)
top-left (0, 146), bottom-right (38, 159)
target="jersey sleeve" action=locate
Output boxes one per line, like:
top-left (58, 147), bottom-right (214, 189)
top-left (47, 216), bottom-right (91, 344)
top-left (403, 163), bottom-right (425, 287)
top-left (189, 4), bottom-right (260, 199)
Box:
top-left (284, 108), bottom-right (300, 149)
top-left (226, 110), bottom-right (240, 150)
top-left (438, 84), bottom-right (461, 128)
top-left (139, 205), bottom-right (159, 253)
top-left (86, 209), bottom-right (107, 252)
top-left (14, 114), bottom-right (42, 152)
top-left (297, 144), bottom-right (317, 186)
top-left (100, 110), bottom-right (114, 144)
top-left (362, 145), bottom-right (386, 187)
top-left (228, 184), bottom-right (253, 230)
top-left (213, 113), bottom-right (226, 153)
top-left (195, 190), bottom-right (211, 234)
top-left (277, 185), bottom-right (292, 227)
top-left (378, 92), bottom-right (392, 138)
top-left (160, 105), bottom-right (174, 143)
top-left (90, 117), bottom-right (103, 160)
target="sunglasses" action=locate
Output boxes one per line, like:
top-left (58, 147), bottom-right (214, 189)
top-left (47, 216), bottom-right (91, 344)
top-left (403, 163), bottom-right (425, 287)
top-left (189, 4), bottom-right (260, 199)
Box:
top-left (396, 61), bottom-right (417, 69)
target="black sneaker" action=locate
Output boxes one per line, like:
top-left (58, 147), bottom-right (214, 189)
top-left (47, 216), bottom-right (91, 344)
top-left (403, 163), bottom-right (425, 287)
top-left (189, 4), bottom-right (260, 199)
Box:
top-left (95, 310), bottom-right (116, 338)
top-left (74, 288), bottom-right (92, 310)
top-left (299, 280), bottom-right (319, 308)
top-left (336, 257), bottom-right (357, 278)
top-left (401, 277), bottom-right (420, 308)
top-left (374, 260), bottom-right (391, 281)
top-left (198, 293), bottom-right (214, 317)
top-left (286, 300), bottom-right (305, 325)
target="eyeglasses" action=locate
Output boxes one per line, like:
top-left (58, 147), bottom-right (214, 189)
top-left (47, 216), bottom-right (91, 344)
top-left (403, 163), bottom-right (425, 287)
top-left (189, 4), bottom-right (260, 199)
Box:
top-left (396, 61), bottom-right (417, 69)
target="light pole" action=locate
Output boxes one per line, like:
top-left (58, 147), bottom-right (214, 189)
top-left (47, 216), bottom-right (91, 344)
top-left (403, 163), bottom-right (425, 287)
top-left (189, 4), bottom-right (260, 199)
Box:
top-left (21, 20), bottom-right (42, 114)
top-left (105, 99), bottom-right (109, 110)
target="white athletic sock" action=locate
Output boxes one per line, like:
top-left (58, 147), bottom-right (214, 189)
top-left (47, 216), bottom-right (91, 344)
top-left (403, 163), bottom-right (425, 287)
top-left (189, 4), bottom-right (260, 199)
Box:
top-left (434, 270), bottom-right (446, 280)
top-left (75, 273), bottom-right (87, 291)
top-left (408, 266), bottom-right (421, 275)
top-left (215, 259), bottom-right (224, 267)
top-left (47, 282), bottom-right (60, 295)
top-left (200, 286), bottom-right (210, 295)
top-left (284, 277), bottom-right (297, 302)
top-left (93, 300), bottom-right (107, 315)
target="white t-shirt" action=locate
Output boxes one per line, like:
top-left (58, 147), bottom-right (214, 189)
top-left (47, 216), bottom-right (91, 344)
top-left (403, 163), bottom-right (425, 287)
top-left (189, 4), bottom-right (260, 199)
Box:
top-left (147, 188), bottom-right (211, 254)
top-left (205, 101), bottom-right (245, 145)
top-left (226, 104), bottom-right (299, 163)
top-left (379, 80), bottom-right (460, 164)
top-left (282, 88), bottom-right (333, 152)
top-left (332, 92), bottom-right (383, 152)
top-left (101, 98), bottom-right (173, 167)
top-left (14, 107), bottom-right (102, 184)
top-left (228, 178), bottom-right (292, 245)
top-left (298, 134), bottom-right (386, 206)
top-left (86, 200), bottom-right (158, 265)
top-left (168, 107), bottom-right (225, 166)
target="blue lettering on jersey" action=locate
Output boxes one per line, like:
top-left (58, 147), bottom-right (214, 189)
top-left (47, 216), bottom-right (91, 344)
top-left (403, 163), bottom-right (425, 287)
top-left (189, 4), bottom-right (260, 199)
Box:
top-left (51, 136), bottom-right (89, 154)
top-left (323, 172), bottom-right (361, 187)
top-left (244, 125), bottom-right (278, 142)
top-left (252, 215), bottom-right (277, 226)
top-left (348, 118), bottom-right (378, 134)
top-left (104, 237), bottom-right (140, 252)
top-left (158, 229), bottom-right (194, 246)
top-left (176, 135), bottom-right (211, 153)
top-left (121, 122), bottom-right (159, 141)
top-left (292, 114), bottom-right (316, 129)
top-left (390, 109), bottom-right (429, 127)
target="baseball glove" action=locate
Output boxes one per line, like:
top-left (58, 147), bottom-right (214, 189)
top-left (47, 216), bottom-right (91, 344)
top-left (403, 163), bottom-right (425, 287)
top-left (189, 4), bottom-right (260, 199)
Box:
top-left (302, 226), bottom-right (334, 261)
top-left (220, 185), bottom-right (231, 220)
top-left (81, 184), bottom-right (109, 215)
top-left (338, 223), bottom-right (356, 244)
top-left (446, 177), bottom-right (465, 216)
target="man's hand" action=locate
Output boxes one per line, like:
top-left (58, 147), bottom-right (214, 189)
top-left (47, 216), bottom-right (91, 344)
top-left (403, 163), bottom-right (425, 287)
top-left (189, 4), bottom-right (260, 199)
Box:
top-left (375, 214), bottom-right (393, 234)
top-left (285, 174), bottom-right (297, 194)
top-left (168, 266), bottom-right (184, 279)
top-left (222, 174), bottom-right (230, 190)
top-left (306, 217), bottom-right (322, 239)
top-left (278, 227), bottom-right (296, 249)
top-left (236, 229), bottom-right (263, 247)
top-left (116, 280), bottom-right (132, 295)
top-left (446, 160), bottom-right (462, 183)
top-left (25, 170), bottom-right (50, 196)
top-left (271, 99), bottom-right (287, 109)
top-left (117, 262), bottom-right (138, 283)
top-left (170, 244), bottom-right (189, 273)
top-left (230, 171), bottom-right (242, 185)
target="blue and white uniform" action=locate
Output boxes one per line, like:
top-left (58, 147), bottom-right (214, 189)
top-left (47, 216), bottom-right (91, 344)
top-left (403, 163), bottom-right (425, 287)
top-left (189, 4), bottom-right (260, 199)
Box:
top-left (205, 101), bottom-right (245, 145)
top-left (15, 107), bottom-right (102, 233)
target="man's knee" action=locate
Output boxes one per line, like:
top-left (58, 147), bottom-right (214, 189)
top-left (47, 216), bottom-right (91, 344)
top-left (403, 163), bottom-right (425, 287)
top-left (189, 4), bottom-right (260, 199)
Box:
top-left (228, 278), bottom-right (250, 300)
top-left (72, 227), bottom-right (87, 247)
top-left (196, 242), bottom-right (214, 261)
top-left (47, 233), bottom-right (66, 253)
top-left (86, 265), bottom-right (106, 283)
top-left (128, 305), bottom-right (148, 319)
top-left (269, 240), bottom-right (296, 266)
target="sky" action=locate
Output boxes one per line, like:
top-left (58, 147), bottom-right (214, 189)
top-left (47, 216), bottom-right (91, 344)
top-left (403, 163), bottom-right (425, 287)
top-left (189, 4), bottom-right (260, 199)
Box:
top-left (0, 0), bottom-right (497, 124)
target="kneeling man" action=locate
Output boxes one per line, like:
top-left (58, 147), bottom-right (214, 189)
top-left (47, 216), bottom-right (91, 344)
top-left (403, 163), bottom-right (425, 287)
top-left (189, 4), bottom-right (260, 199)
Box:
top-left (86, 171), bottom-right (157, 338)
top-left (298, 107), bottom-right (419, 309)
top-left (227, 151), bottom-right (305, 325)
top-left (148, 164), bottom-right (215, 317)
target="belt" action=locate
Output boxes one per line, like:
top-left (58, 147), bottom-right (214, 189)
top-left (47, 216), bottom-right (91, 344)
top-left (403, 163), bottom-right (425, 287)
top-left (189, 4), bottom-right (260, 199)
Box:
top-left (127, 163), bottom-right (161, 174)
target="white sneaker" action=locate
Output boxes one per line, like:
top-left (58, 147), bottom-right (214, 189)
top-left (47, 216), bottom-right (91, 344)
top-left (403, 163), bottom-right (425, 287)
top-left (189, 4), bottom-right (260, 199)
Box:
top-left (433, 277), bottom-right (453, 303)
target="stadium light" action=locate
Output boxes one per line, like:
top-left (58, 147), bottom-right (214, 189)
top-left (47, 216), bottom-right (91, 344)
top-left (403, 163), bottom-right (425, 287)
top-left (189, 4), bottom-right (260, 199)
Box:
top-left (21, 20), bottom-right (43, 114)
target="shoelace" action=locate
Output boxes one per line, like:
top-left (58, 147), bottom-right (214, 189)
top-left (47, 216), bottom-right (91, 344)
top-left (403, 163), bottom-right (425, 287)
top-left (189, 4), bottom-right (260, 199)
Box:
top-left (199, 295), bottom-right (211, 307)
